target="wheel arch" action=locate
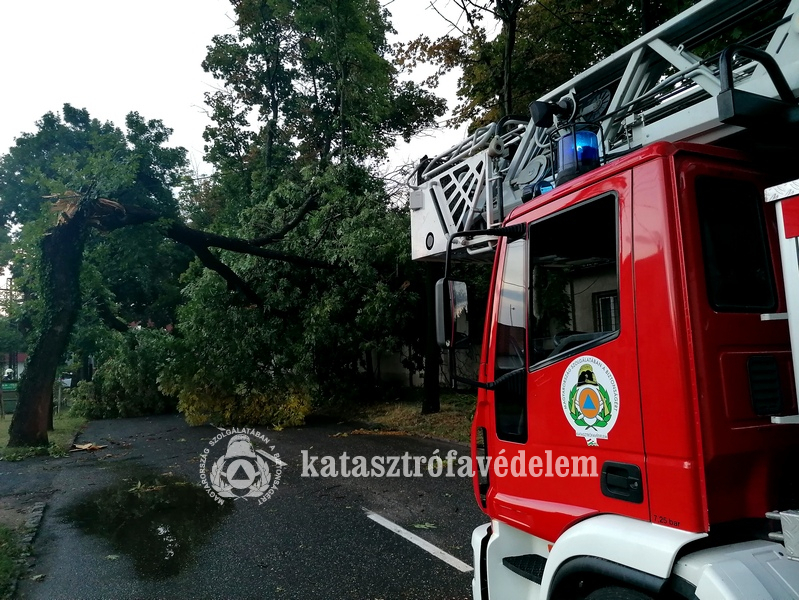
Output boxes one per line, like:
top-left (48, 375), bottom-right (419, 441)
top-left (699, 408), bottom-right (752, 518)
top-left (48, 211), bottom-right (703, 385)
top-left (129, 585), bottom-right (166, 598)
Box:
top-left (540, 514), bottom-right (706, 599)
top-left (547, 555), bottom-right (665, 599)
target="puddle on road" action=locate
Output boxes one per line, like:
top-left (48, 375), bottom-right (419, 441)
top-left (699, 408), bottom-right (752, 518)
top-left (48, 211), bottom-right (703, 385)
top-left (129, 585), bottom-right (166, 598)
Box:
top-left (60, 472), bottom-right (231, 579)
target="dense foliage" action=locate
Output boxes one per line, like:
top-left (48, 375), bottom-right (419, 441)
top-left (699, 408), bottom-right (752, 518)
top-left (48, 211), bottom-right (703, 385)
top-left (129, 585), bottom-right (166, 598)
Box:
top-left (163, 164), bottom-right (423, 424)
top-left (69, 328), bottom-right (176, 420)
top-left (158, 0), bottom-right (445, 423)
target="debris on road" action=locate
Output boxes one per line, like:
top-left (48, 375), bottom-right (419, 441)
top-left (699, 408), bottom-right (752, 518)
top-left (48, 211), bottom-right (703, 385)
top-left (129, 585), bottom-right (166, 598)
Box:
top-left (69, 443), bottom-right (107, 453)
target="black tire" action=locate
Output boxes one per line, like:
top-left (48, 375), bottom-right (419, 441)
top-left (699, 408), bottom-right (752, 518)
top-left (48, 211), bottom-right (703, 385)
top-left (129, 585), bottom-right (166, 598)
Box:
top-left (585, 586), bottom-right (653, 600)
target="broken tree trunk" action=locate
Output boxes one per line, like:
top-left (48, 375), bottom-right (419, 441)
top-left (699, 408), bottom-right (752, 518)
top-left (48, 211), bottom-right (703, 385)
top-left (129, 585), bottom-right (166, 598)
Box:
top-left (6, 191), bottom-right (330, 447)
top-left (8, 209), bottom-right (88, 446)
top-left (421, 262), bottom-right (441, 415)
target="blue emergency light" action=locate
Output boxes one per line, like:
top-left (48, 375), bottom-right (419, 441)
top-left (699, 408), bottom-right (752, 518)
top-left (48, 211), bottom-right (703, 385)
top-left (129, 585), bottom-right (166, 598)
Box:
top-left (556, 130), bottom-right (600, 185)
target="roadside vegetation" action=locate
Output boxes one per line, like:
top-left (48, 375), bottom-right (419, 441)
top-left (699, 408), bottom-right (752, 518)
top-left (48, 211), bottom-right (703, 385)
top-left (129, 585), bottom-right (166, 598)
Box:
top-left (0, 524), bottom-right (21, 600)
top-left (0, 414), bottom-right (85, 461)
top-left (359, 391), bottom-right (476, 443)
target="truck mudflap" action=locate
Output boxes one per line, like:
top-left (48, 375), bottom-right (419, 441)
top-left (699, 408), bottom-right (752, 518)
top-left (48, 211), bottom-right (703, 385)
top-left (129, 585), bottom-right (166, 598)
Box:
top-left (673, 540), bottom-right (799, 600)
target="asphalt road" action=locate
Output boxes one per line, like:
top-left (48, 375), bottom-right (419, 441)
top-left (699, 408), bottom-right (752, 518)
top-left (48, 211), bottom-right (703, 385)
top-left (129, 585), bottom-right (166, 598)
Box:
top-left (6, 414), bottom-right (487, 600)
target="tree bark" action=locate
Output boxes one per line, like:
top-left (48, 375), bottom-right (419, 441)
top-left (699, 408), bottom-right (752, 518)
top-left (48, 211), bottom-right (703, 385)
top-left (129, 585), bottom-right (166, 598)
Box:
top-left (8, 211), bottom-right (87, 446)
top-left (421, 263), bottom-right (441, 414)
top-left (499, 1), bottom-right (520, 117)
top-left (97, 300), bottom-right (129, 332)
top-left (47, 391), bottom-right (54, 432)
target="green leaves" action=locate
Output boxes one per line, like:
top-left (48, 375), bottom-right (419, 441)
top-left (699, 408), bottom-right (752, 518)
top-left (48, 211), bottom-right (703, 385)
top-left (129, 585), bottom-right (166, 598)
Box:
top-left (165, 161), bottom-right (422, 412)
top-left (202, 0), bottom-right (445, 171)
top-left (0, 104), bottom-right (190, 376)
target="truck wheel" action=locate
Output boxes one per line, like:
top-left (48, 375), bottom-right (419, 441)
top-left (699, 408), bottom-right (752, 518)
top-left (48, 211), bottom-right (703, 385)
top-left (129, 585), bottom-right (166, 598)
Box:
top-left (585, 587), bottom-right (652, 600)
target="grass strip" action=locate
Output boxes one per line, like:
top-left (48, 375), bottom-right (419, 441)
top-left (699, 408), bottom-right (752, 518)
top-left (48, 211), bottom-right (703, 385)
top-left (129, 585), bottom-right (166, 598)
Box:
top-left (359, 392), bottom-right (475, 443)
top-left (0, 414), bottom-right (86, 461)
top-left (0, 524), bottom-right (21, 600)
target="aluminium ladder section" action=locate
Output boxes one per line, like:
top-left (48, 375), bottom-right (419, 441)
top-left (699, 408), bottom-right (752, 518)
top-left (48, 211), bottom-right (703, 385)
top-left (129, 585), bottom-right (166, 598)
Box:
top-left (409, 0), bottom-right (799, 261)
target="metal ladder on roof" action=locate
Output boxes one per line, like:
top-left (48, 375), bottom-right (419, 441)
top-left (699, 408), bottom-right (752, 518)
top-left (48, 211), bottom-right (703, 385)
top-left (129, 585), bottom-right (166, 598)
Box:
top-left (409, 0), bottom-right (799, 261)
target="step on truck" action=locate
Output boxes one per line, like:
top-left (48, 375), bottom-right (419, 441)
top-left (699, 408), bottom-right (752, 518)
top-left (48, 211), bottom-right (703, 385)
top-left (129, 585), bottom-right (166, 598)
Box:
top-left (408, 0), bottom-right (799, 598)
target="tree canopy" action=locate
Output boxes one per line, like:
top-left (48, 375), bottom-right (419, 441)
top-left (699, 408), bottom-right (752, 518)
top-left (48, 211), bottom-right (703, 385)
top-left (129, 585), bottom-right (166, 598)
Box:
top-left (1, 0), bottom-right (446, 445)
top-left (166, 0), bottom-right (446, 423)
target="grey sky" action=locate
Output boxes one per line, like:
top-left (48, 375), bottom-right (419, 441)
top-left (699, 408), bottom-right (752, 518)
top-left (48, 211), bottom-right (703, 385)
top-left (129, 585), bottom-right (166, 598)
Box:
top-left (0, 0), bottom-right (466, 176)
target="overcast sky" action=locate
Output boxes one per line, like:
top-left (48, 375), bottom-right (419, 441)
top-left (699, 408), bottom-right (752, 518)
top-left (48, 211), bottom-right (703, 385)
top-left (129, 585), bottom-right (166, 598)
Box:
top-left (0, 0), bottom-right (466, 177)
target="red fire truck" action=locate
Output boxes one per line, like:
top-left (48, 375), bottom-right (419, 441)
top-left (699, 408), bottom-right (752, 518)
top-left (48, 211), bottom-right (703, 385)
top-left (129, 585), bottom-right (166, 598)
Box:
top-left (409, 0), bottom-right (799, 598)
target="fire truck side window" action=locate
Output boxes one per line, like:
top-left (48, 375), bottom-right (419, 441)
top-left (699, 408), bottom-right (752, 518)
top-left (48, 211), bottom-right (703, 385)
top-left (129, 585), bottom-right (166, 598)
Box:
top-left (695, 177), bottom-right (777, 312)
top-left (529, 194), bottom-right (619, 367)
top-left (494, 238), bottom-right (527, 443)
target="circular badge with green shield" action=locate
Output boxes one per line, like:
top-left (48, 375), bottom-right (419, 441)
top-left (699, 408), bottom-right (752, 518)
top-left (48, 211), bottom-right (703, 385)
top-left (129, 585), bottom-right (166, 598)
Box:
top-left (560, 355), bottom-right (619, 446)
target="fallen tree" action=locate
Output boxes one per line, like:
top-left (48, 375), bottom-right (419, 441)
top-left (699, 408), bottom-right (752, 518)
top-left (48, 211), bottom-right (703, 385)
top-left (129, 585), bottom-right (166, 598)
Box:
top-left (8, 190), bottom-right (330, 446)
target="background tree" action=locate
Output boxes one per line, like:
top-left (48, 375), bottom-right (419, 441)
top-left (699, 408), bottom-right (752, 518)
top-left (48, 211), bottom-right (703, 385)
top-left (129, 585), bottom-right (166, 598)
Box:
top-left (166, 0), bottom-right (447, 421)
top-left (396, 0), bottom-right (698, 128)
top-left (0, 317), bottom-right (25, 376)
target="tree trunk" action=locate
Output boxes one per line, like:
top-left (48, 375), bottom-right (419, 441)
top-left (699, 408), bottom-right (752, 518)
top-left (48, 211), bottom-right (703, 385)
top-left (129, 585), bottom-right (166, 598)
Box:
top-left (8, 212), bottom-right (87, 446)
top-left (81, 353), bottom-right (92, 382)
top-left (640, 0), bottom-right (664, 33)
top-left (47, 391), bottom-right (54, 432)
top-left (501, 7), bottom-right (518, 117)
top-left (364, 350), bottom-right (376, 391)
top-left (421, 263), bottom-right (441, 414)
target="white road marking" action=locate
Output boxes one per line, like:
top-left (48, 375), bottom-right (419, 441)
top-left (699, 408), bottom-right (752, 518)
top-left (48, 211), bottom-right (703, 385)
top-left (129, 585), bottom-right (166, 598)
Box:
top-left (255, 449), bottom-right (287, 467)
top-left (363, 508), bottom-right (474, 573)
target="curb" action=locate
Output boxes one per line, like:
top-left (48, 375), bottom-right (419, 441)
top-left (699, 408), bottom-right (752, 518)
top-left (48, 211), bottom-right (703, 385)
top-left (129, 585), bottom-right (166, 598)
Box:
top-left (20, 502), bottom-right (45, 548)
top-left (10, 501), bottom-right (46, 598)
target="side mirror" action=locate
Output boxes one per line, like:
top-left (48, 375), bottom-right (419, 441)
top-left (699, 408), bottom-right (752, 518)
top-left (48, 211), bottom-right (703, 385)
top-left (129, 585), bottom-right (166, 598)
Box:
top-left (435, 278), bottom-right (469, 348)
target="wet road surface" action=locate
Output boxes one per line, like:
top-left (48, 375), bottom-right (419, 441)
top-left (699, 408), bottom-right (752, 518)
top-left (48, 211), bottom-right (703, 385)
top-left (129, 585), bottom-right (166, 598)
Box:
top-left (5, 415), bottom-right (486, 599)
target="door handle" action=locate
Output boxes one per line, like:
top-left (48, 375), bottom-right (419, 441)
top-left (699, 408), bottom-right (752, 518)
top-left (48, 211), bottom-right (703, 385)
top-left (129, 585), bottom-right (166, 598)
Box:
top-left (601, 461), bottom-right (643, 503)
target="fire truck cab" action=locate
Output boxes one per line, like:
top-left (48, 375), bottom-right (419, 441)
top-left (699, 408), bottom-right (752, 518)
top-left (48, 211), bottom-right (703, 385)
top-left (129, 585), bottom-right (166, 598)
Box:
top-left (467, 141), bottom-right (799, 599)
top-left (410, 0), bottom-right (799, 597)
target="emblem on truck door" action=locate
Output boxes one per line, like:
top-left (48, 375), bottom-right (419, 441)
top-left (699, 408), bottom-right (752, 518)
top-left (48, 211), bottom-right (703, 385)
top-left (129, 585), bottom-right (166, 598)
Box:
top-left (561, 356), bottom-right (620, 446)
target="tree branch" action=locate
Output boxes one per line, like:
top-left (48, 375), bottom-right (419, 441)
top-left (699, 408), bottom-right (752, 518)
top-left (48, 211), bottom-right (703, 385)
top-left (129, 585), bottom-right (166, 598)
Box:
top-left (459, 0), bottom-right (497, 21)
top-left (101, 205), bottom-right (335, 269)
top-left (430, 0), bottom-right (471, 35)
top-left (166, 221), bottom-right (333, 269)
top-left (96, 300), bottom-right (130, 333)
top-left (94, 203), bottom-right (336, 308)
top-left (188, 243), bottom-right (264, 307)
top-left (249, 194), bottom-right (318, 246)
